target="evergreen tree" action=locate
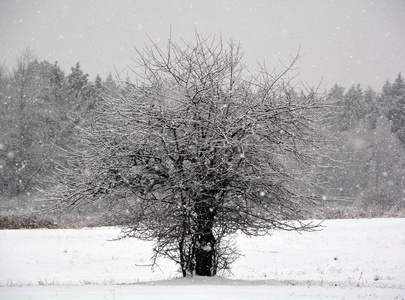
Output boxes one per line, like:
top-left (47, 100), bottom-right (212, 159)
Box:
top-left (363, 87), bottom-right (379, 129)
top-left (383, 73), bottom-right (405, 146)
top-left (327, 84), bottom-right (346, 131)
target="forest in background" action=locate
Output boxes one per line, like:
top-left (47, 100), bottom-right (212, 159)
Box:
top-left (0, 47), bottom-right (404, 227)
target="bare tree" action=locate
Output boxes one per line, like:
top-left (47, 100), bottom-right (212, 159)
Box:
top-left (51, 34), bottom-right (326, 276)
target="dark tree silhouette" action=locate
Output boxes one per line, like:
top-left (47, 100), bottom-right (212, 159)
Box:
top-left (51, 34), bottom-right (326, 276)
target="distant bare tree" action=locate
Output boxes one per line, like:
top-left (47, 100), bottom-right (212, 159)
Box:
top-left (51, 34), bottom-right (326, 276)
top-left (1, 47), bottom-right (51, 196)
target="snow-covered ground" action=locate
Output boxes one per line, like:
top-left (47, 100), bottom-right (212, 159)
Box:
top-left (0, 218), bottom-right (404, 299)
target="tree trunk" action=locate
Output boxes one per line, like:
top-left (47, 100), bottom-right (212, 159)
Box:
top-left (195, 231), bottom-right (216, 276)
top-left (195, 198), bottom-right (216, 276)
top-left (179, 239), bottom-right (187, 277)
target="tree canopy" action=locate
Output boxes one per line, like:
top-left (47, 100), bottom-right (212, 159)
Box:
top-left (51, 35), bottom-right (326, 276)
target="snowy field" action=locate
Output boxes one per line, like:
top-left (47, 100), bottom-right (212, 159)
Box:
top-left (0, 218), bottom-right (404, 299)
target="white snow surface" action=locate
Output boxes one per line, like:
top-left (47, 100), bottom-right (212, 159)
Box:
top-left (0, 218), bottom-right (404, 299)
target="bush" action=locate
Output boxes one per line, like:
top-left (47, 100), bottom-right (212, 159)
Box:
top-left (0, 212), bottom-right (57, 229)
top-left (0, 194), bottom-right (118, 229)
top-left (53, 212), bottom-right (117, 229)
top-left (312, 202), bottom-right (405, 220)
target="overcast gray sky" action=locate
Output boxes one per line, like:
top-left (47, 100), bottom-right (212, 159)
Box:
top-left (1, 0), bottom-right (404, 91)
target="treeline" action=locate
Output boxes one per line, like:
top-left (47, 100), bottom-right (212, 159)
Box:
top-left (0, 48), bottom-right (118, 198)
top-left (322, 75), bottom-right (405, 213)
top-left (0, 47), bottom-right (404, 214)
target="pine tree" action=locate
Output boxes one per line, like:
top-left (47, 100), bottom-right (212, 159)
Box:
top-left (384, 73), bottom-right (405, 146)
